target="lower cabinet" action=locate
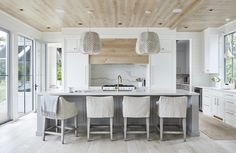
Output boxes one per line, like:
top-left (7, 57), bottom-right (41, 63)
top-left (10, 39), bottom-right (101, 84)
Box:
top-left (224, 93), bottom-right (236, 127)
top-left (202, 89), bottom-right (236, 128)
top-left (211, 95), bottom-right (224, 119)
top-left (202, 93), bottom-right (212, 116)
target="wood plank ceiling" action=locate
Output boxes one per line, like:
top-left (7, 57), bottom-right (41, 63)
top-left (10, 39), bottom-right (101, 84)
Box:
top-left (0, 0), bottom-right (235, 32)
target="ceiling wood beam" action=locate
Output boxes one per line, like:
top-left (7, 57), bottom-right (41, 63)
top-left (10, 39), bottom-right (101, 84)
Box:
top-left (169, 0), bottom-right (203, 29)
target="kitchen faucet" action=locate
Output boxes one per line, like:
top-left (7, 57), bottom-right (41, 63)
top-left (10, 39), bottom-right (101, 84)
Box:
top-left (117, 75), bottom-right (123, 91)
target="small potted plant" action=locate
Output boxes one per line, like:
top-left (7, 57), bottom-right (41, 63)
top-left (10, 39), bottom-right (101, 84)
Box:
top-left (211, 76), bottom-right (221, 88)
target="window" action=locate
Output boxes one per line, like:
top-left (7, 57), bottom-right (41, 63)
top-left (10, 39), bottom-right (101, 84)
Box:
top-left (0, 28), bottom-right (10, 124)
top-left (224, 32), bottom-right (236, 83)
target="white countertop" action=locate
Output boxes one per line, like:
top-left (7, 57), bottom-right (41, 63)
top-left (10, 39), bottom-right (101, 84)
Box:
top-left (194, 86), bottom-right (236, 94)
top-left (41, 89), bottom-right (198, 96)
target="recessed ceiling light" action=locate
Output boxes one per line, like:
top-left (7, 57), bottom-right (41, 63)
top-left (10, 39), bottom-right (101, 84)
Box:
top-left (225, 18), bottom-right (231, 22)
top-left (118, 22), bottom-right (123, 25)
top-left (208, 8), bottom-right (214, 12)
top-left (159, 23), bottom-right (163, 25)
top-left (78, 22), bottom-right (83, 25)
top-left (172, 8), bottom-right (182, 13)
top-left (87, 10), bottom-right (94, 14)
top-left (145, 10), bottom-right (152, 14)
top-left (47, 27), bottom-right (51, 29)
top-left (19, 8), bottom-right (24, 11)
top-left (184, 26), bottom-right (188, 29)
top-left (55, 9), bottom-right (65, 13)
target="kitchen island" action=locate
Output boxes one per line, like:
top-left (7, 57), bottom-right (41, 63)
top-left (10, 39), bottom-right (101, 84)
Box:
top-left (36, 89), bottom-right (199, 137)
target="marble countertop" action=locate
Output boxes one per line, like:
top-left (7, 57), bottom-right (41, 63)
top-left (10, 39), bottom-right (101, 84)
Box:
top-left (40, 89), bottom-right (199, 96)
top-left (194, 86), bottom-right (236, 94)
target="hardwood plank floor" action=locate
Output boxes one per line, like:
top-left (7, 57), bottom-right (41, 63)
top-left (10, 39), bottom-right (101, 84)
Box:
top-left (0, 113), bottom-right (235, 153)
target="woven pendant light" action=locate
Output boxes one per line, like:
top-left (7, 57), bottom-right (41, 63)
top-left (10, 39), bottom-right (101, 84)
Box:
top-left (136, 31), bottom-right (160, 55)
top-left (80, 10), bottom-right (101, 55)
top-left (80, 31), bottom-right (101, 54)
top-left (136, 10), bottom-right (160, 55)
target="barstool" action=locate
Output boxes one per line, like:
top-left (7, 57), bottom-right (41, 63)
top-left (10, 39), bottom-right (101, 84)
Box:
top-left (122, 96), bottom-right (150, 140)
top-left (86, 96), bottom-right (114, 141)
top-left (157, 96), bottom-right (187, 141)
top-left (42, 96), bottom-right (79, 144)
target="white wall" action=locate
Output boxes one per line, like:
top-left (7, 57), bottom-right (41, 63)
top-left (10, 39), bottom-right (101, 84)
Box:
top-left (0, 10), bottom-right (42, 120)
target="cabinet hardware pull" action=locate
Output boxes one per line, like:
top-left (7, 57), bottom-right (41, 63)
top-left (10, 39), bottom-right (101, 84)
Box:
top-left (226, 112), bottom-right (234, 115)
top-left (226, 101), bottom-right (234, 104)
top-left (226, 94), bottom-right (234, 97)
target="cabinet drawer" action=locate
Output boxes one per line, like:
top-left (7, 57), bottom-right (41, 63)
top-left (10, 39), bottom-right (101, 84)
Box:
top-left (224, 93), bottom-right (236, 100)
top-left (203, 95), bottom-right (211, 105)
top-left (225, 112), bottom-right (236, 127)
top-left (203, 104), bottom-right (211, 115)
top-left (225, 100), bottom-right (236, 113)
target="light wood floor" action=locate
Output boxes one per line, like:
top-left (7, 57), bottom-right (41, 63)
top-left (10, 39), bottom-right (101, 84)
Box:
top-left (0, 113), bottom-right (236, 153)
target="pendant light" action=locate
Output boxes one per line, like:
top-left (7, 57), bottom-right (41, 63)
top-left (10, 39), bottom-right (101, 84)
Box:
top-left (136, 10), bottom-right (160, 55)
top-left (80, 10), bottom-right (101, 55)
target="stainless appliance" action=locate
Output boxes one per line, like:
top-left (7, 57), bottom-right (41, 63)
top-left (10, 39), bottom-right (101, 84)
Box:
top-left (194, 87), bottom-right (202, 112)
top-left (102, 84), bottom-right (136, 91)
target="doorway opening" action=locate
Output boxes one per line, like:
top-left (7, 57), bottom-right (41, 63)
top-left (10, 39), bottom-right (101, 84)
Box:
top-left (176, 40), bottom-right (191, 91)
top-left (47, 43), bottom-right (62, 91)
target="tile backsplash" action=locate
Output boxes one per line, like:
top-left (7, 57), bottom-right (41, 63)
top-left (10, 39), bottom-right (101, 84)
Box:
top-left (90, 64), bottom-right (147, 86)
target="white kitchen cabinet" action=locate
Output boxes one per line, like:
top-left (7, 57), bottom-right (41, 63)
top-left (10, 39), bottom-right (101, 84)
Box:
top-left (224, 93), bottom-right (236, 127)
top-left (202, 89), bottom-right (212, 116)
top-left (211, 93), bottom-right (224, 119)
top-left (64, 38), bottom-right (79, 53)
top-left (150, 52), bottom-right (175, 90)
top-left (202, 89), bottom-right (223, 118)
top-left (160, 39), bottom-right (173, 52)
top-left (64, 38), bottom-right (89, 90)
top-left (204, 28), bottom-right (219, 74)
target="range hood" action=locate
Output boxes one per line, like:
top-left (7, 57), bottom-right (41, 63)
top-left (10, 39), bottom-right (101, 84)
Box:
top-left (89, 39), bottom-right (149, 64)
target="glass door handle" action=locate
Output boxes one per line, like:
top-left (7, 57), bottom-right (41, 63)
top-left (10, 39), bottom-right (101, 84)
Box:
top-left (35, 84), bottom-right (39, 90)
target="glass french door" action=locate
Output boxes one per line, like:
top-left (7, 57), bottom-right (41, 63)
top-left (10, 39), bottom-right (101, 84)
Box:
top-left (18, 36), bottom-right (34, 115)
top-left (0, 28), bottom-right (10, 124)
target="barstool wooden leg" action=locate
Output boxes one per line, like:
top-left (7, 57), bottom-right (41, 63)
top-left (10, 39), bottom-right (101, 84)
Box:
top-left (183, 118), bottom-right (186, 142)
top-left (146, 118), bottom-right (150, 140)
top-left (110, 118), bottom-right (113, 140)
top-left (42, 117), bottom-right (46, 141)
top-left (61, 120), bottom-right (65, 144)
top-left (160, 118), bottom-right (163, 141)
top-left (124, 117), bottom-right (127, 140)
top-left (74, 115), bottom-right (78, 137)
top-left (87, 118), bottom-right (90, 141)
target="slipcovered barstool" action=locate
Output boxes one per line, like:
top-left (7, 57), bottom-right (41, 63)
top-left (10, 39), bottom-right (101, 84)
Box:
top-left (42, 96), bottom-right (79, 144)
top-left (157, 96), bottom-right (187, 141)
top-left (86, 96), bottom-right (114, 141)
top-left (122, 96), bottom-right (150, 140)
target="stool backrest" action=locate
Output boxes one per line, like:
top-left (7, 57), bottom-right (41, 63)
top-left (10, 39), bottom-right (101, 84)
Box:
top-left (123, 96), bottom-right (150, 118)
top-left (86, 96), bottom-right (114, 118)
top-left (57, 97), bottom-right (78, 119)
top-left (158, 96), bottom-right (187, 118)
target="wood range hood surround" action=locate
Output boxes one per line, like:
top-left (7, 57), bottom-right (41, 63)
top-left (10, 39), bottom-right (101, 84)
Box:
top-left (89, 39), bottom-right (149, 64)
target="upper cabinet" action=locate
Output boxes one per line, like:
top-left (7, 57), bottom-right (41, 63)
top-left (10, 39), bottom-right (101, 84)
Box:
top-left (204, 28), bottom-right (219, 74)
top-left (64, 38), bottom-right (89, 90)
top-left (149, 39), bottom-right (175, 90)
top-left (160, 39), bottom-right (173, 52)
top-left (89, 39), bottom-right (148, 64)
top-left (64, 39), bottom-right (79, 53)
